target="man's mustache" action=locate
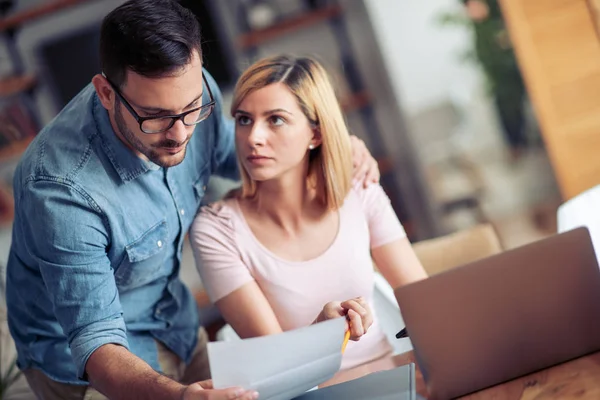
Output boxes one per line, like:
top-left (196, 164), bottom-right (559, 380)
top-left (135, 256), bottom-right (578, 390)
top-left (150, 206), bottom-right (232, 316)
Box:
top-left (155, 138), bottom-right (189, 148)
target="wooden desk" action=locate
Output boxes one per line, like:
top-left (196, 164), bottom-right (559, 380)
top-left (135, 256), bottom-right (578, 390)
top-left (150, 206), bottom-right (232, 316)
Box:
top-left (323, 350), bottom-right (600, 399)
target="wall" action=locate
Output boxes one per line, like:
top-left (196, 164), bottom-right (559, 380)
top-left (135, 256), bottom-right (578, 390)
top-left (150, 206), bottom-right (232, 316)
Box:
top-left (210, 0), bottom-right (443, 238)
top-left (363, 0), bottom-right (479, 116)
top-left (3, 0), bottom-right (447, 238)
top-left (362, 0), bottom-right (512, 161)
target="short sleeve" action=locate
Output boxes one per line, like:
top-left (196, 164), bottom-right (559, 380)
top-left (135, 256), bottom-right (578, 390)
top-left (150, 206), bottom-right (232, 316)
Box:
top-left (190, 203), bottom-right (254, 302)
top-left (355, 183), bottom-right (407, 249)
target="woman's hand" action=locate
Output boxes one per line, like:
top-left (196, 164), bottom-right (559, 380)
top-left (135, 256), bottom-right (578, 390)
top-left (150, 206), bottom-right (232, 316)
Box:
top-left (315, 297), bottom-right (373, 341)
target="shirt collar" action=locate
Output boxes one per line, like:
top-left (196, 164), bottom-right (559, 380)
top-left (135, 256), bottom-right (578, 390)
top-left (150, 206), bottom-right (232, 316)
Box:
top-left (92, 91), bottom-right (161, 182)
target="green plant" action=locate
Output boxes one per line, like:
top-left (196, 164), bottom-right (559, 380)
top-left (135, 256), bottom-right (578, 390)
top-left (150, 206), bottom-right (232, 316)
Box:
top-left (436, 1), bottom-right (521, 94)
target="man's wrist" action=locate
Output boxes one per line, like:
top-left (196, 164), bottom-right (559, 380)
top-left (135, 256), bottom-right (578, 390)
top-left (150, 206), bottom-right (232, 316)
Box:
top-left (154, 373), bottom-right (187, 400)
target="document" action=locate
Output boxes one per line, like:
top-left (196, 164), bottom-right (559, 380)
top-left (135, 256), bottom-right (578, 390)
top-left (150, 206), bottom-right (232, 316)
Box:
top-left (293, 363), bottom-right (417, 400)
top-left (208, 318), bottom-right (347, 400)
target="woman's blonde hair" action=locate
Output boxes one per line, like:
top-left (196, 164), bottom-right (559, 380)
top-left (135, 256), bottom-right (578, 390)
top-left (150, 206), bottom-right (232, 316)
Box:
top-left (231, 55), bottom-right (353, 210)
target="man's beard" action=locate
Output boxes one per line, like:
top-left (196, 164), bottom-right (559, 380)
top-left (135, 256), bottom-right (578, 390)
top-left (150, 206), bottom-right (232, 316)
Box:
top-left (114, 102), bottom-right (189, 168)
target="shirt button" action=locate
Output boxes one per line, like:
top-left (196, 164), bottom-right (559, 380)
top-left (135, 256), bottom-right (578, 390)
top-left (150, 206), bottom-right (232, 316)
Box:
top-left (157, 240), bottom-right (163, 248)
top-left (202, 185), bottom-right (207, 191)
top-left (180, 209), bottom-right (185, 216)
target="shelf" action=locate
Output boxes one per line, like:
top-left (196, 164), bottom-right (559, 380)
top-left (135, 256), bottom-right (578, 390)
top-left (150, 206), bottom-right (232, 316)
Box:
top-left (238, 4), bottom-right (343, 49)
top-left (0, 0), bottom-right (93, 33)
top-left (0, 136), bottom-right (34, 160)
top-left (0, 74), bottom-right (36, 98)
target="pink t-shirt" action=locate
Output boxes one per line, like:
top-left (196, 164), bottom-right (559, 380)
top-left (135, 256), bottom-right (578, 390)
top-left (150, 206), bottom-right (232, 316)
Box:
top-left (190, 183), bottom-right (406, 370)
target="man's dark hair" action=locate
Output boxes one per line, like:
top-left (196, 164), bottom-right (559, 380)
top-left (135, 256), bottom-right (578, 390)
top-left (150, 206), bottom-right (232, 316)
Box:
top-left (100, 0), bottom-right (202, 88)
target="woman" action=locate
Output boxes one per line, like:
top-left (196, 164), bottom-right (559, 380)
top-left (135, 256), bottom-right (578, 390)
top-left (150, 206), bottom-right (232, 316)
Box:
top-left (190, 55), bottom-right (428, 370)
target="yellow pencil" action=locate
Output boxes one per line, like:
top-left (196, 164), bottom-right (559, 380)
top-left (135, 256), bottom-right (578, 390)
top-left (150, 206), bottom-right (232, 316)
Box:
top-left (341, 329), bottom-right (350, 354)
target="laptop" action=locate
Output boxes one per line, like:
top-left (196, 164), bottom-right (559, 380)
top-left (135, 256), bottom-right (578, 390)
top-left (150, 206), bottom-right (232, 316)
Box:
top-left (394, 227), bottom-right (600, 400)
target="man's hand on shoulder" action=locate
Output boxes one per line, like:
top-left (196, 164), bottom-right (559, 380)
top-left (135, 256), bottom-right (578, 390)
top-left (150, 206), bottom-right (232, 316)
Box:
top-left (349, 135), bottom-right (380, 188)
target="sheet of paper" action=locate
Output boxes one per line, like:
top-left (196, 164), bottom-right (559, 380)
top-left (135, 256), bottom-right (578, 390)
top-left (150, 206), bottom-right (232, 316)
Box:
top-left (293, 364), bottom-right (416, 400)
top-left (208, 317), bottom-right (346, 400)
top-left (557, 186), bottom-right (600, 265)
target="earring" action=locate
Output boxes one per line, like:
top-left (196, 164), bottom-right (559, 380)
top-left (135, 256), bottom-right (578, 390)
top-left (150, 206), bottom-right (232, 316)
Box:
top-left (308, 144), bottom-right (315, 150)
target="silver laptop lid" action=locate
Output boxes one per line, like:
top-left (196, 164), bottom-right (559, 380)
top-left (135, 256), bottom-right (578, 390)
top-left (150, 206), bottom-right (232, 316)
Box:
top-left (394, 227), bottom-right (600, 400)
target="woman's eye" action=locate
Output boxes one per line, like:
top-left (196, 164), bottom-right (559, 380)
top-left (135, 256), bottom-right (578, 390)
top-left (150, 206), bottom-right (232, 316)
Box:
top-left (270, 116), bottom-right (284, 126)
top-left (237, 116), bottom-right (252, 126)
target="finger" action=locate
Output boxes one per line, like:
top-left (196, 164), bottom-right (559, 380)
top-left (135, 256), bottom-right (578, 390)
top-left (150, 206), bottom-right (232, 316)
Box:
top-left (353, 297), bottom-right (374, 331)
top-left (198, 379), bottom-right (214, 390)
top-left (340, 299), bottom-right (366, 316)
top-left (352, 145), bottom-right (366, 167)
top-left (344, 305), bottom-right (364, 339)
top-left (341, 299), bottom-right (372, 333)
top-left (207, 388), bottom-right (259, 400)
top-left (318, 301), bottom-right (344, 322)
top-left (236, 390), bottom-right (260, 400)
top-left (352, 160), bottom-right (369, 185)
top-left (361, 306), bottom-right (373, 332)
top-left (350, 136), bottom-right (366, 165)
top-left (363, 159), bottom-right (380, 187)
top-left (347, 309), bottom-right (364, 340)
top-left (353, 296), bottom-right (369, 311)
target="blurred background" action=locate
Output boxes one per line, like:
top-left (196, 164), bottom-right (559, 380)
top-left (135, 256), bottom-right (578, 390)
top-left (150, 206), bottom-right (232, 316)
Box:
top-left (3, 0), bottom-right (600, 396)
top-left (0, 0), bottom-right (567, 259)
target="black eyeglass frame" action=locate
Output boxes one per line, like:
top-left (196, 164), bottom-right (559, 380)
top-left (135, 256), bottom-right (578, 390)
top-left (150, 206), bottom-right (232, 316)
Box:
top-left (103, 73), bottom-right (216, 134)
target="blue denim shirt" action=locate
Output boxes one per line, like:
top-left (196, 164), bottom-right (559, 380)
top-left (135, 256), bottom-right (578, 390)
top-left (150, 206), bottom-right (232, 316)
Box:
top-left (6, 70), bottom-right (238, 384)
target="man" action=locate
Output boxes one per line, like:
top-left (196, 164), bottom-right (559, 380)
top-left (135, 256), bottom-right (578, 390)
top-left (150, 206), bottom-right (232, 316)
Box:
top-left (5, 0), bottom-right (380, 399)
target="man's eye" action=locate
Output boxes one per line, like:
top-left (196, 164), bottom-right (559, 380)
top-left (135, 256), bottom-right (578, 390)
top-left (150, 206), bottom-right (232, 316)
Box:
top-left (144, 111), bottom-right (166, 117)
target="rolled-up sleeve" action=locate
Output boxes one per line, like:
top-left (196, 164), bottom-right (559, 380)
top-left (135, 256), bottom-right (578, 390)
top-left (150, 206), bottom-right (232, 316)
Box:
top-left (22, 179), bottom-right (128, 379)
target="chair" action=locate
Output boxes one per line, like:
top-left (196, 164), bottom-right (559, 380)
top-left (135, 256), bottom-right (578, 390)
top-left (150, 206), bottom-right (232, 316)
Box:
top-left (411, 223), bottom-right (503, 276)
top-left (374, 223), bottom-right (503, 354)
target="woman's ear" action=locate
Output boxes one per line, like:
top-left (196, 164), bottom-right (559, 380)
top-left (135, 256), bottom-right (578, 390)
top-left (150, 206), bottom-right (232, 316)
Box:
top-left (310, 126), bottom-right (323, 149)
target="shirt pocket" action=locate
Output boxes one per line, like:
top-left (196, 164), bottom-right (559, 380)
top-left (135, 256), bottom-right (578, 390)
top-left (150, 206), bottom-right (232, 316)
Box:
top-left (114, 220), bottom-right (168, 290)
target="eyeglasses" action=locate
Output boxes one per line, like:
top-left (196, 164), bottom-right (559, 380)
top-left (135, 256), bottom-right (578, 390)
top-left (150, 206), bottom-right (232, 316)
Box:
top-left (103, 73), bottom-right (215, 134)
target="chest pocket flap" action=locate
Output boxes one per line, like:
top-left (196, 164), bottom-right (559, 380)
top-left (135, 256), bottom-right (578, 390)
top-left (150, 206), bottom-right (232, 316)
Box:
top-left (115, 220), bottom-right (169, 289)
top-left (126, 220), bottom-right (168, 262)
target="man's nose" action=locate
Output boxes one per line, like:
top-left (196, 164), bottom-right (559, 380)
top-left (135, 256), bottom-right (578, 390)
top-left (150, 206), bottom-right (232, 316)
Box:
top-left (165, 119), bottom-right (188, 143)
